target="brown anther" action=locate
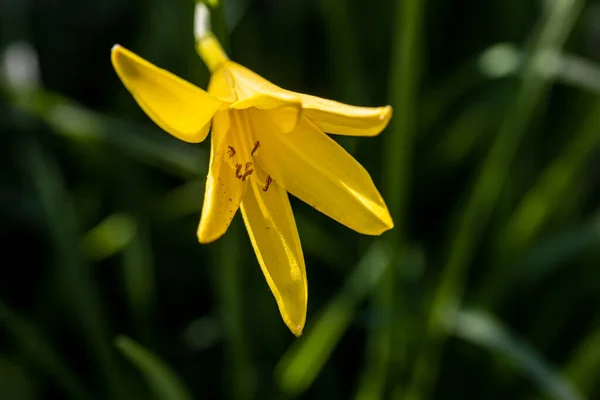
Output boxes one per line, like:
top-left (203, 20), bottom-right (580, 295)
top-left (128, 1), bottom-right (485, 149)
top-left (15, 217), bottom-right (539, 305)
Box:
top-left (241, 169), bottom-right (254, 181)
top-left (251, 141), bottom-right (260, 156)
top-left (227, 146), bottom-right (236, 158)
top-left (263, 175), bottom-right (273, 192)
top-left (241, 162), bottom-right (254, 181)
top-left (235, 164), bottom-right (243, 179)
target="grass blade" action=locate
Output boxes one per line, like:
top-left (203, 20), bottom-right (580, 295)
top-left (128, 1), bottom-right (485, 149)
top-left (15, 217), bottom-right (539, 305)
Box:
top-left (24, 140), bottom-right (126, 399)
top-left (115, 336), bottom-right (194, 400)
top-left (0, 300), bottom-right (91, 399)
top-left (276, 242), bottom-right (393, 397)
top-left (481, 96), bottom-right (600, 305)
top-left (408, 1), bottom-right (585, 398)
top-left (8, 88), bottom-right (207, 179)
top-left (562, 321), bottom-right (600, 396)
top-left (448, 309), bottom-right (583, 400)
top-left (359, 0), bottom-right (426, 397)
top-left (82, 213), bottom-right (137, 261)
top-left (213, 220), bottom-right (255, 400)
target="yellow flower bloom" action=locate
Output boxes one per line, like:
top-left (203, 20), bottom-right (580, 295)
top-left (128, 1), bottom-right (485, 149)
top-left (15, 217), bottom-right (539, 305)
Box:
top-left (111, 34), bottom-right (393, 336)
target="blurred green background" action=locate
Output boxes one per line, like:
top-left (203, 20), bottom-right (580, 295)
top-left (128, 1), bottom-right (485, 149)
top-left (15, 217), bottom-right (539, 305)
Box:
top-left (2, 0), bottom-right (600, 398)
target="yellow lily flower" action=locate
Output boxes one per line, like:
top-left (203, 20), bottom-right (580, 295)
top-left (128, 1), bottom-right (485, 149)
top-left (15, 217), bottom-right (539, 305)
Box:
top-left (111, 29), bottom-right (393, 336)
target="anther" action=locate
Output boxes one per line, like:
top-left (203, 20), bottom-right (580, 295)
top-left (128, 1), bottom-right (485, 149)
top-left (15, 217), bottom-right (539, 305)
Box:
top-left (263, 175), bottom-right (273, 192)
top-left (251, 141), bottom-right (260, 156)
top-left (235, 164), bottom-right (243, 179)
top-left (241, 162), bottom-right (254, 181)
top-left (242, 169), bottom-right (254, 181)
top-left (227, 146), bottom-right (236, 158)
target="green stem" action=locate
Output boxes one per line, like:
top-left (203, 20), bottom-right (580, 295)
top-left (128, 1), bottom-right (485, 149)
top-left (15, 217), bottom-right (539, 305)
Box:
top-left (407, 1), bottom-right (584, 398)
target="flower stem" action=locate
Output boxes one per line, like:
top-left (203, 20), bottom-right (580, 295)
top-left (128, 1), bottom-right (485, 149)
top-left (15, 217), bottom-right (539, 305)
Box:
top-left (196, 34), bottom-right (229, 72)
top-left (194, 2), bottom-right (229, 72)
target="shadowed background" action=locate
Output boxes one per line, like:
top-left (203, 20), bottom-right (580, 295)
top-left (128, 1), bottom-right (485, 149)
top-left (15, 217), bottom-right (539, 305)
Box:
top-left (1, 0), bottom-right (600, 399)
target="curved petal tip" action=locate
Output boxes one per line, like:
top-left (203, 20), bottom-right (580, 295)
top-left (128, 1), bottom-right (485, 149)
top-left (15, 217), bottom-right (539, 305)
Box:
top-left (382, 105), bottom-right (393, 122)
top-left (290, 323), bottom-right (304, 337)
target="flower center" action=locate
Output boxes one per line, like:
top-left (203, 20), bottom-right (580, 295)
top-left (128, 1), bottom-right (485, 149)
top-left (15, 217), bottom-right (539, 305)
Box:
top-left (225, 111), bottom-right (273, 191)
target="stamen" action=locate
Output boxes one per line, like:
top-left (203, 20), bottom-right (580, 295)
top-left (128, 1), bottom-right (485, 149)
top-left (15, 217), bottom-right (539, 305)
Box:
top-left (241, 162), bottom-right (254, 181)
top-left (227, 146), bottom-right (236, 158)
top-left (235, 163), bottom-right (243, 179)
top-left (251, 141), bottom-right (260, 156)
top-left (263, 175), bottom-right (273, 192)
top-left (242, 169), bottom-right (254, 181)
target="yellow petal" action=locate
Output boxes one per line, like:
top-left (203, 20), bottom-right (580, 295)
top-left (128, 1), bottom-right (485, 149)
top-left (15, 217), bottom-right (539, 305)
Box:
top-left (223, 60), bottom-right (391, 136)
top-left (296, 93), bottom-right (392, 136)
top-left (224, 62), bottom-right (302, 133)
top-left (250, 111), bottom-right (393, 235)
top-left (111, 44), bottom-right (222, 143)
top-left (208, 67), bottom-right (237, 104)
top-left (197, 111), bottom-right (244, 243)
top-left (240, 171), bottom-right (307, 336)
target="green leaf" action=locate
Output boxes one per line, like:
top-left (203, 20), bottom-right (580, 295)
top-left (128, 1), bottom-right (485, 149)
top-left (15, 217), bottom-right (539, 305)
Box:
top-left (0, 300), bottom-right (91, 399)
top-left (447, 309), bottom-right (583, 400)
top-left (408, 1), bottom-right (586, 397)
top-left (82, 212), bottom-right (137, 261)
top-left (276, 242), bottom-right (393, 397)
top-left (10, 88), bottom-right (207, 179)
top-left (479, 43), bottom-right (600, 95)
top-left (24, 140), bottom-right (126, 399)
top-left (115, 336), bottom-right (195, 400)
top-left (562, 320), bottom-right (600, 396)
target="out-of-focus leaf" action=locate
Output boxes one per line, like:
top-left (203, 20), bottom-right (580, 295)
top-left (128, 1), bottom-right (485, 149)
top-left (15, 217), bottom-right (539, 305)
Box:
top-left (0, 300), bottom-right (90, 399)
top-left (431, 100), bottom-right (496, 167)
top-left (122, 220), bottom-right (155, 333)
top-left (409, 1), bottom-right (585, 397)
top-left (276, 242), bottom-right (393, 397)
top-left (447, 308), bottom-right (583, 400)
top-left (476, 212), bottom-right (600, 305)
top-left (295, 215), bottom-right (350, 270)
top-left (24, 140), bottom-right (125, 399)
top-left (82, 212), bottom-right (137, 261)
top-left (563, 322), bottom-right (600, 396)
top-left (115, 336), bottom-right (194, 400)
top-left (0, 357), bottom-right (37, 400)
top-left (8, 88), bottom-right (207, 179)
top-left (479, 95), bottom-right (600, 305)
top-left (156, 180), bottom-right (206, 221)
top-left (479, 43), bottom-right (600, 95)
top-left (214, 220), bottom-right (256, 400)
top-left (514, 213), bottom-right (600, 284)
